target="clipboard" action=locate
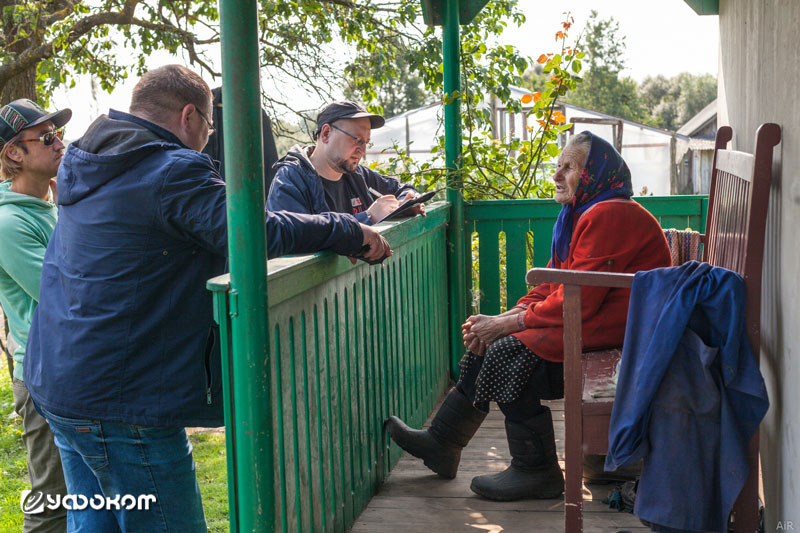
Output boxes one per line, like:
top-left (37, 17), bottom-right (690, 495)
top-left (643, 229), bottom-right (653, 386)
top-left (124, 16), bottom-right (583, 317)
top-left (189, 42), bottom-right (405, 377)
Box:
top-left (374, 190), bottom-right (437, 223)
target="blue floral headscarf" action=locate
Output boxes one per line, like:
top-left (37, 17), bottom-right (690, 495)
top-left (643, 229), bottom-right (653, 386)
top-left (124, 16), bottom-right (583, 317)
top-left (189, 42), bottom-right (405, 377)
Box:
top-left (551, 131), bottom-right (633, 264)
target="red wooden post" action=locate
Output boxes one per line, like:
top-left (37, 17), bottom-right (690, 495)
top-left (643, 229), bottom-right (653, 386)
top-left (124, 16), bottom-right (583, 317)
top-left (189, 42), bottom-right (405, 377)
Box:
top-left (563, 284), bottom-right (583, 533)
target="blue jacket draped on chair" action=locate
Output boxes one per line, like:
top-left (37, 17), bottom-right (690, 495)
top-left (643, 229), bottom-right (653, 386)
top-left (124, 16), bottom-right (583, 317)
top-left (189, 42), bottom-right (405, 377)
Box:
top-left (606, 261), bottom-right (769, 531)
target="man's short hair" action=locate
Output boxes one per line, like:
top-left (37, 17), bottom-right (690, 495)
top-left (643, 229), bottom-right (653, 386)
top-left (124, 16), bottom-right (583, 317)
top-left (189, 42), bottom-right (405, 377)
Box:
top-left (130, 65), bottom-right (212, 120)
top-left (0, 141), bottom-right (25, 181)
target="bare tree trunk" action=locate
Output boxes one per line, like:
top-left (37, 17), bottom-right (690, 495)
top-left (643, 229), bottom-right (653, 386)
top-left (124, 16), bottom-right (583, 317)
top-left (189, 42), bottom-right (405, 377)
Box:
top-left (0, 68), bottom-right (37, 104)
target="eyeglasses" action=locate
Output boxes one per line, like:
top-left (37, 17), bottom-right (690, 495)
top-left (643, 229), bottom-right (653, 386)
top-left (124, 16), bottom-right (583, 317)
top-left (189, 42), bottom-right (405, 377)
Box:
top-left (15, 128), bottom-right (65, 147)
top-left (329, 124), bottom-right (373, 150)
top-left (196, 108), bottom-right (215, 137)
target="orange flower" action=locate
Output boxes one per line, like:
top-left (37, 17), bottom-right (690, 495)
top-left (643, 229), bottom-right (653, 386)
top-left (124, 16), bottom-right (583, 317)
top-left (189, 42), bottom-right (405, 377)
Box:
top-left (532, 92), bottom-right (542, 102)
top-left (551, 112), bottom-right (566, 124)
top-left (562, 21), bottom-right (572, 31)
top-left (537, 119), bottom-right (547, 128)
top-left (536, 54), bottom-right (548, 64)
top-left (521, 94), bottom-right (533, 104)
top-left (555, 31), bottom-right (564, 41)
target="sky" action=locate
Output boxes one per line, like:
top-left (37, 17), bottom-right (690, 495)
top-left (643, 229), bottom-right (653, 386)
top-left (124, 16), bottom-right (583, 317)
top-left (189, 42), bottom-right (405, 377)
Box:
top-left (52, 1), bottom-right (719, 136)
top-left (502, 0), bottom-right (718, 82)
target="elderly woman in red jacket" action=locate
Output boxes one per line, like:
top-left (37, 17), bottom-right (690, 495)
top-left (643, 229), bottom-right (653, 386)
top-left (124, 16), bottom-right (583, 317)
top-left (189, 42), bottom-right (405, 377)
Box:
top-left (386, 131), bottom-right (671, 501)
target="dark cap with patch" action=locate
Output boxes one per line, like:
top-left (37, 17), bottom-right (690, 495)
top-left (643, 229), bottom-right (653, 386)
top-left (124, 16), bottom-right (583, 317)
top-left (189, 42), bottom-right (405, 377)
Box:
top-left (0, 99), bottom-right (72, 143)
top-left (314, 101), bottom-right (384, 140)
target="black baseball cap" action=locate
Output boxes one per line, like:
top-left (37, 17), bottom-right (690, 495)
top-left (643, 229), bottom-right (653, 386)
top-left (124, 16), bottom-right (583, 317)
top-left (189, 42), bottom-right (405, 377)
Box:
top-left (0, 99), bottom-right (72, 143)
top-left (314, 101), bottom-right (384, 139)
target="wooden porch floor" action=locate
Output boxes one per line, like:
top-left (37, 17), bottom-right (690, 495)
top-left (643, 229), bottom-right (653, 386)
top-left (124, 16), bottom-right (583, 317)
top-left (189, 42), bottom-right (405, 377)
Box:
top-left (350, 398), bottom-right (647, 533)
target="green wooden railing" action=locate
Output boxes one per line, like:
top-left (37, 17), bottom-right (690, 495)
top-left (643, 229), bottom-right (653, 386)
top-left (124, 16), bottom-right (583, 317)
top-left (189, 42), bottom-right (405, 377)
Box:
top-left (466, 195), bottom-right (709, 316)
top-left (208, 196), bottom-right (707, 532)
top-left (208, 205), bottom-right (451, 533)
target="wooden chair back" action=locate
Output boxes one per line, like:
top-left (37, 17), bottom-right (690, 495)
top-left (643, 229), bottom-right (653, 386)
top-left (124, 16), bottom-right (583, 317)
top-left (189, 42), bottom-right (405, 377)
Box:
top-left (703, 123), bottom-right (780, 531)
top-left (526, 123), bottom-right (781, 532)
top-left (706, 124), bottom-right (780, 359)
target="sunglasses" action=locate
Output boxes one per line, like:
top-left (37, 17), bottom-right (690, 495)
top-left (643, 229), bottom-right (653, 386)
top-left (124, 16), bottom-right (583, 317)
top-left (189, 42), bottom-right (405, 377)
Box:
top-left (16, 127), bottom-right (65, 147)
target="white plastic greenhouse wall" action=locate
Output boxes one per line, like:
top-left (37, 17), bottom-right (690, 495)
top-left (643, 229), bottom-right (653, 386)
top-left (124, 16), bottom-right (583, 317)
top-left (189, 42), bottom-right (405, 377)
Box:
top-left (365, 86), bottom-right (692, 196)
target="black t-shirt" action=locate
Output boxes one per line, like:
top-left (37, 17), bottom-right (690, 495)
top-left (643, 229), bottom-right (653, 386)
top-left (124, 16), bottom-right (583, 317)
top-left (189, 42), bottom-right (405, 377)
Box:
top-left (320, 176), bottom-right (367, 216)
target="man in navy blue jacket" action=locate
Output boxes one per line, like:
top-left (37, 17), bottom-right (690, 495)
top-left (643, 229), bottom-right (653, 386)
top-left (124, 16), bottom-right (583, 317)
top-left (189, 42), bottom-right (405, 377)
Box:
top-left (267, 101), bottom-right (423, 224)
top-left (24, 65), bottom-right (389, 532)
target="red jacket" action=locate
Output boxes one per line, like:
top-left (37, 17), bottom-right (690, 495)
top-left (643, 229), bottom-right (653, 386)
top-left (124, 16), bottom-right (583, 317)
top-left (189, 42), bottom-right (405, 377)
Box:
top-left (511, 199), bottom-right (671, 362)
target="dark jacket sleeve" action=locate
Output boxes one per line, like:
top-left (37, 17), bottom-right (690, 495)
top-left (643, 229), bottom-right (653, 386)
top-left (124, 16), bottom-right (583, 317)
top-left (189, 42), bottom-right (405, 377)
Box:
top-left (159, 153), bottom-right (230, 254)
top-left (267, 164), bottom-right (315, 215)
top-left (265, 210), bottom-right (363, 258)
top-left (360, 166), bottom-right (417, 199)
top-left (354, 210), bottom-right (372, 225)
top-left (159, 152), bottom-right (363, 259)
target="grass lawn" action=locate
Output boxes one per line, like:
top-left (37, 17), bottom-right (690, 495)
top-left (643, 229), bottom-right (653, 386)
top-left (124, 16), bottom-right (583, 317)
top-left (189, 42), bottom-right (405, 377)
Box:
top-left (191, 430), bottom-right (230, 532)
top-left (0, 353), bottom-right (231, 531)
top-left (0, 357), bottom-right (27, 531)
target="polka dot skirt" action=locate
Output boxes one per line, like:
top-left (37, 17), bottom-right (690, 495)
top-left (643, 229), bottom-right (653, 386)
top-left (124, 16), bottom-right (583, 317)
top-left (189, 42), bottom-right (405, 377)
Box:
top-left (459, 336), bottom-right (542, 405)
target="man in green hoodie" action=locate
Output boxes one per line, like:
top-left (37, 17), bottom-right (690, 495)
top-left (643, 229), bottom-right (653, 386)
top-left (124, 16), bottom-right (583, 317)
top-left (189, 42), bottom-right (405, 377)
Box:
top-left (0, 98), bottom-right (70, 532)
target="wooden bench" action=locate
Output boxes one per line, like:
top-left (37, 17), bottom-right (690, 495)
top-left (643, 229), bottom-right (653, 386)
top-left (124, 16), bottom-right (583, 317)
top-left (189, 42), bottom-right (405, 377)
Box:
top-left (527, 123), bottom-right (781, 532)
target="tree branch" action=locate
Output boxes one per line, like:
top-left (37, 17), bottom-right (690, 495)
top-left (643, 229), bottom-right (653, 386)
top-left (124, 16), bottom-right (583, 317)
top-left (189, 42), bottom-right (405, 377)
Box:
top-left (45, 1), bottom-right (81, 26)
top-left (0, 1), bottom-right (210, 83)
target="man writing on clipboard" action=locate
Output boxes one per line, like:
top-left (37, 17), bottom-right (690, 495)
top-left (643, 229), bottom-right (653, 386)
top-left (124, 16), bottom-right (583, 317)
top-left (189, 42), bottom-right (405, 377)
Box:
top-left (267, 101), bottom-right (425, 224)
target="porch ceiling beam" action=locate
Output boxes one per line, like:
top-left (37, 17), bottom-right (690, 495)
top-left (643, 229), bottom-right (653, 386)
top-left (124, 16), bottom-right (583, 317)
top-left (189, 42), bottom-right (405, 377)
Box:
top-left (682, 0), bottom-right (719, 16)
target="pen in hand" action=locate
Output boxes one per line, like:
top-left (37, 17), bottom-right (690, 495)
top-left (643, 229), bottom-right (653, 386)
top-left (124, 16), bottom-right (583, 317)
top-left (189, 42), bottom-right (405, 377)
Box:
top-left (370, 187), bottom-right (410, 204)
top-left (368, 186), bottom-right (392, 200)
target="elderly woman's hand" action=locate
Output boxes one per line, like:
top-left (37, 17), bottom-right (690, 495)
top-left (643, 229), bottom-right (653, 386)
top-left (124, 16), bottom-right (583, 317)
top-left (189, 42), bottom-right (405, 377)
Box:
top-left (463, 331), bottom-right (488, 356)
top-left (471, 340), bottom-right (488, 356)
top-left (462, 313), bottom-right (523, 351)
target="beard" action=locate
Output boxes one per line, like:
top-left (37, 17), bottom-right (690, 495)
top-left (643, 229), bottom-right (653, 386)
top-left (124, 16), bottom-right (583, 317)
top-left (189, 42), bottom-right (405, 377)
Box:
top-left (332, 156), bottom-right (359, 174)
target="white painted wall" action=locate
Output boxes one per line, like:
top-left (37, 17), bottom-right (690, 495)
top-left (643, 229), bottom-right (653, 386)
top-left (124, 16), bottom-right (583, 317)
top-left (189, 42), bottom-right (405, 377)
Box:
top-left (718, 0), bottom-right (800, 525)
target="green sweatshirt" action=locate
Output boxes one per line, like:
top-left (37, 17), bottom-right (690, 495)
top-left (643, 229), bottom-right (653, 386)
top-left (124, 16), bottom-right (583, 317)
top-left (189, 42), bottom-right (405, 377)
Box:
top-left (0, 179), bottom-right (56, 380)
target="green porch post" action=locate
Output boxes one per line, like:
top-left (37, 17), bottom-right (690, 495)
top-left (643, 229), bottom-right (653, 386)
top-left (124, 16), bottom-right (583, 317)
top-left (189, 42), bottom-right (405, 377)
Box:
top-left (422, 0), bottom-right (488, 379)
top-left (219, 0), bottom-right (274, 531)
top-left (442, 0), bottom-right (467, 380)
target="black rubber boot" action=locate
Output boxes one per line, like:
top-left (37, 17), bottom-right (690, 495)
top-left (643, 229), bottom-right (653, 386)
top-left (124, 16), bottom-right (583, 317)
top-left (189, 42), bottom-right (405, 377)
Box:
top-left (385, 387), bottom-right (487, 479)
top-left (470, 407), bottom-right (564, 501)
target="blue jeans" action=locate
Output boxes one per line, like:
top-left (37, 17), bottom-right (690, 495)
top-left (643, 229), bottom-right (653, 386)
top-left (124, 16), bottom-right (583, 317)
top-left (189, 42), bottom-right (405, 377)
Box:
top-left (38, 406), bottom-right (207, 533)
